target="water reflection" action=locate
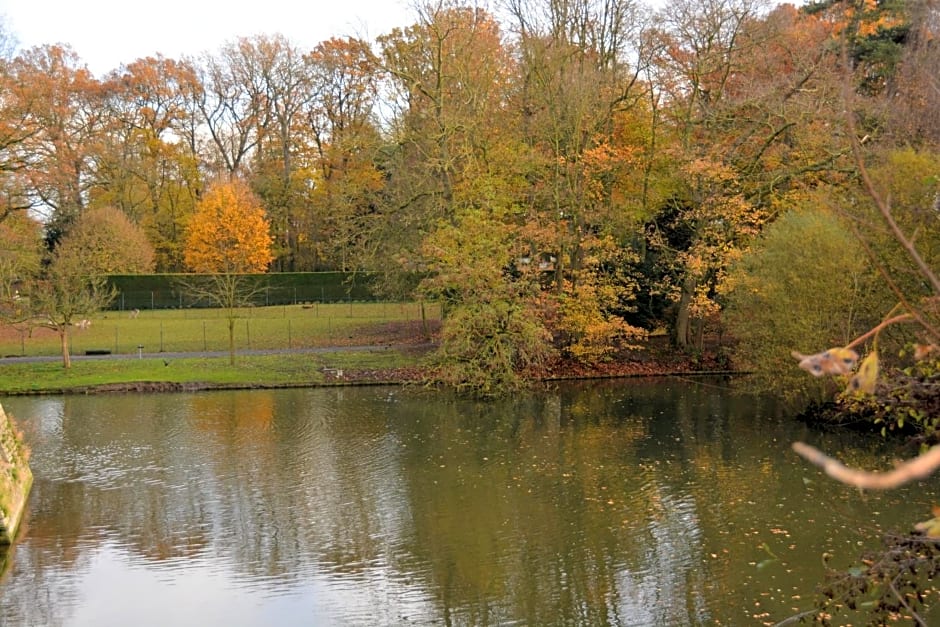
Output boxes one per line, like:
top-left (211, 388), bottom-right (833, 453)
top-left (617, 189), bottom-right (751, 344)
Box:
top-left (0, 379), bottom-right (937, 626)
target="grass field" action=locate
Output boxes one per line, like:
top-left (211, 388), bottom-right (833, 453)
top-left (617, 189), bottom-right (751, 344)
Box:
top-left (0, 302), bottom-right (441, 358)
top-left (0, 303), bottom-right (440, 394)
top-left (0, 351), bottom-right (427, 394)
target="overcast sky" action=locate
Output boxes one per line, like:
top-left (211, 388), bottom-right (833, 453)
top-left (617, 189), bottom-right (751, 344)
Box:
top-left (0, 0), bottom-right (415, 75)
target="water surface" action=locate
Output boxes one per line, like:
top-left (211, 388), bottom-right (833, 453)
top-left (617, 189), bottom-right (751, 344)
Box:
top-left (0, 378), bottom-right (936, 625)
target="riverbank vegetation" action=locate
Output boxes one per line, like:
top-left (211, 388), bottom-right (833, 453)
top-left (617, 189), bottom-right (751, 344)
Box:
top-left (0, 0), bottom-right (936, 406)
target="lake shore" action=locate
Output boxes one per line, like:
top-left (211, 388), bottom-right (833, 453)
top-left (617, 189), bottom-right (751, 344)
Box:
top-left (0, 328), bottom-right (732, 396)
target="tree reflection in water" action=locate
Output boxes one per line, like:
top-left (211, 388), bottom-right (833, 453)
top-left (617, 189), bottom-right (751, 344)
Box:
top-left (0, 380), bottom-right (935, 625)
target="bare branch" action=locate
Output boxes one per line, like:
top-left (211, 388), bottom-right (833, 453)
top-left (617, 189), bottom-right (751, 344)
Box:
top-left (792, 441), bottom-right (940, 490)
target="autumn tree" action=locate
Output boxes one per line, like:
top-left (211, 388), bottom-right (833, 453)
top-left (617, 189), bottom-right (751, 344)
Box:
top-left (183, 179), bottom-right (273, 363)
top-left (96, 56), bottom-right (203, 270)
top-left (0, 212), bottom-right (42, 331)
top-left (376, 3), bottom-right (516, 267)
top-left (53, 206), bottom-right (156, 275)
top-left (638, 0), bottom-right (858, 349)
top-left (9, 45), bottom-right (108, 248)
top-left (303, 37), bottom-right (384, 271)
top-left (0, 25), bottom-right (41, 223)
top-left (235, 35), bottom-right (315, 271)
top-left (419, 208), bottom-right (555, 396)
top-left (191, 47), bottom-right (265, 178)
top-left (498, 0), bottom-right (654, 362)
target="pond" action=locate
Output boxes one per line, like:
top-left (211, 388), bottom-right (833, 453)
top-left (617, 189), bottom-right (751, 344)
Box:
top-left (0, 378), bottom-right (937, 626)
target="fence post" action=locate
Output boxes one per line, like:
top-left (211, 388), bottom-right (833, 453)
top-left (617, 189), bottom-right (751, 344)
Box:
top-left (288, 319), bottom-right (292, 349)
top-left (160, 322), bottom-right (164, 352)
top-left (203, 322), bottom-right (207, 351)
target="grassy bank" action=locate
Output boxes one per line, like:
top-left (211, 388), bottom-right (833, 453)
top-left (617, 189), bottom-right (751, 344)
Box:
top-left (0, 350), bottom-right (427, 395)
top-left (0, 303), bottom-right (438, 394)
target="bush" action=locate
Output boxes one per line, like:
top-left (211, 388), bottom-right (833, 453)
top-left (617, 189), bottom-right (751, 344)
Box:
top-left (723, 206), bottom-right (885, 401)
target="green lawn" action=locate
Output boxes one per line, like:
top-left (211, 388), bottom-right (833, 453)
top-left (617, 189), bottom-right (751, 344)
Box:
top-left (0, 303), bottom-right (439, 394)
top-left (0, 302), bottom-right (439, 357)
top-left (0, 351), bottom-right (424, 394)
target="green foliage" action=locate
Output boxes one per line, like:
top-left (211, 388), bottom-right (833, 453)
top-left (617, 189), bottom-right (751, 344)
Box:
top-left (724, 205), bottom-right (881, 400)
top-left (419, 209), bottom-right (555, 396)
top-left (861, 149), bottom-right (940, 307)
top-left (429, 298), bottom-right (554, 398)
top-left (0, 213), bottom-right (42, 304)
top-left (837, 353), bottom-right (940, 437)
top-left (813, 530), bottom-right (940, 626)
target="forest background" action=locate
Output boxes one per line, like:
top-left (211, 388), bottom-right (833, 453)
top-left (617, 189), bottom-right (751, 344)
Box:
top-left (0, 0), bottom-right (938, 401)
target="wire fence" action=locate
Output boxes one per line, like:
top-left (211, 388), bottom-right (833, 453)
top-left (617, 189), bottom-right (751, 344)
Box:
top-left (0, 302), bottom-right (442, 358)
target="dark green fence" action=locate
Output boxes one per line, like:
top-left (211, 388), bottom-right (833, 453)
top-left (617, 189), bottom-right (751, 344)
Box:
top-left (106, 272), bottom-right (381, 311)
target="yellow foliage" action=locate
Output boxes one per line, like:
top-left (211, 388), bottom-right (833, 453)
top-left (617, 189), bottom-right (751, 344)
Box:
top-left (846, 350), bottom-right (879, 395)
top-left (183, 180), bottom-right (274, 274)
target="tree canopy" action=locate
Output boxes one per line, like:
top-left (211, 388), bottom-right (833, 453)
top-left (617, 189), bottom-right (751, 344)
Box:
top-left (183, 179), bottom-right (274, 274)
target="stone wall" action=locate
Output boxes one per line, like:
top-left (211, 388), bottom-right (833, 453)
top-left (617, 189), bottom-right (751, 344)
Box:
top-left (0, 403), bottom-right (32, 545)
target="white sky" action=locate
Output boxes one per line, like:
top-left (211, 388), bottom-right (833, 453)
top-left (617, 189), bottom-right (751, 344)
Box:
top-left (0, 0), bottom-right (416, 76)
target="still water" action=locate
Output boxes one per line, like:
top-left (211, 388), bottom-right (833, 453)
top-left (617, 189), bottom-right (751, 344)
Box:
top-left (0, 378), bottom-right (937, 626)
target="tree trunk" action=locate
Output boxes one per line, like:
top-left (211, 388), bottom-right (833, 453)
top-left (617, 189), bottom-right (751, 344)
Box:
top-left (59, 327), bottom-right (71, 369)
top-left (228, 318), bottom-right (236, 365)
top-left (673, 277), bottom-right (695, 349)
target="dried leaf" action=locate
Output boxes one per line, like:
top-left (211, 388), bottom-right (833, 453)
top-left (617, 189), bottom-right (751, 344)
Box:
top-left (846, 351), bottom-right (879, 395)
top-left (792, 347), bottom-right (859, 377)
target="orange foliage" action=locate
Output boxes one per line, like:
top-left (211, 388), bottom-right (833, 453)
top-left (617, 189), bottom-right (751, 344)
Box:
top-left (183, 179), bottom-right (274, 273)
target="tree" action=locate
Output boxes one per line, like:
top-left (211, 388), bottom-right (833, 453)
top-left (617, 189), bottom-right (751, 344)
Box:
top-left (0, 211), bottom-right (42, 303)
top-left (502, 0), bottom-right (654, 361)
top-left (376, 3), bottom-right (516, 268)
top-left (53, 206), bottom-right (156, 275)
top-left (9, 45), bottom-right (108, 247)
top-left (723, 203), bottom-right (880, 400)
top-left (419, 208), bottom-right (555, 396)
top-left (24, 250), bottom-right (115, 369)
top-left (303, 37), bottom-right (384, 271)
top-left (96, 56), bottom-right (203, 271)
top-left (183, 179), bottom-right (273, 364)
top-left (233, 35), bottom-right (313, 272)
top-left (639, 0), bottom-right (858, 349)
top-left (183, 179), bottom-right (273, 274)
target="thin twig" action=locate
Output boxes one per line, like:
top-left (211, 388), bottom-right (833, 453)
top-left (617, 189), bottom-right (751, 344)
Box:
top-left (793, 441), bottom-right (940, 490)
top-left (888, 575), bottom-right (928, 627)
top-left (772, 609), bottom-right (819, 627)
